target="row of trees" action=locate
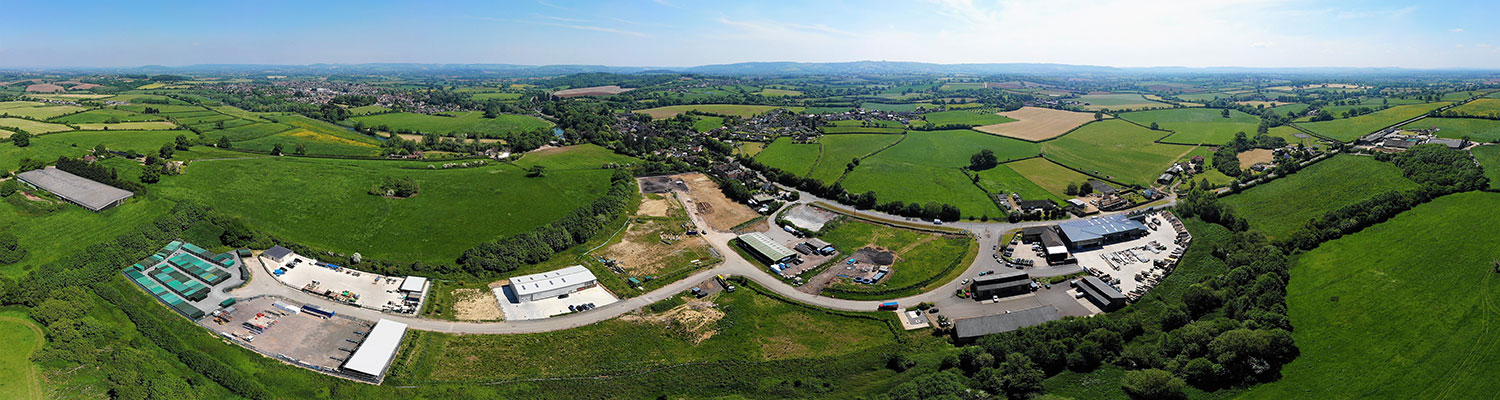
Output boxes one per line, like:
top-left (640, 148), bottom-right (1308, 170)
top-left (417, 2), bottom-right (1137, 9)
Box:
top-left (368, 176), bottom-right (420, 198)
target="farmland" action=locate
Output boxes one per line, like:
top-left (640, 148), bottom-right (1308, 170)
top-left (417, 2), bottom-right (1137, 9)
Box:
top-left (0, 130), bottom-right (189, 171)
top-left (1073, 93), bottom-right (1170, 111)
top-left (754, 137), bottom-right (821, 176)
top-left (1406, 117), bottom-right (1500, 142)
top-left (0, 118), bottom-right (72, 134)
top-left (1221, 155), bottom-right (1418, 238)
top-left (350, 111), bottom-right (553, 137)
top-left (3, 104), bottom-right (85, 119)
top-left (75, 121), bottom-right (180, 131)
top-left (0, 310), bottom-right (43, 399)
top-left (1473, 145), bottom-right (1500, 190)
top-left (1241, 192), bottom-right (1500, 399)
top-left (1003, 157), bottom-right (1094, 199)
top-left (974, 107), bottom-right (1098, 141)
top-left (877, 129), bottom-right (1039, 167)
top-left (1040, 119), bottom-right (1189, 185)
top-left (1449, 98), bottom-right (1500, 116)
top-left (1120, 108), bottom-right (1260, 145)
top-left (817, 218), bottom-right (975, 299)
top-left (1297, 102), bottom-right (1448, 141)
top-left (151, 156), bottom-right (623, 265)
top-left (808, 134), bottom-right (903, 182)
top-left (840, 157), bottom-right (1000, 218)
top-left (231, 114), bottom-right (382, 156)
top-left (973, 163), bottom-right (1063, 203)
top-left (51, 108), bottom-right (165, 123)
top-left (915, 109), bottom-right (1015, 127)
top-left (691, 116), bottom-right (724, 132)
top-left (636, 104), bottom-right (788, 119)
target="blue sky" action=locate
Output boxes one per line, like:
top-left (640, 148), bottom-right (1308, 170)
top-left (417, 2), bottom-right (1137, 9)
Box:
top-left (2, 0), bottom-right (1497, 68)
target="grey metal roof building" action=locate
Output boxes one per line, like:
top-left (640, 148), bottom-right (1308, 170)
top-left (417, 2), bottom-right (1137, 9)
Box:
top-left (1057, 215), bottom-right (1148, 248)
top-left (737, 232), bottom-right (796, 263)
top-left (16, 167), bottom-right (133, 212)
top-left (971, 271), bottom-right (1032, 299)
top-left (341, 318), bottom-right (409, 381)
top-left (1078, 276), bottom-right (1127, 311)
top-left (954, 306), bottom-right (1061, 340)
top-left (262, 245), bottom-right (294, 263)
top-left (510, 265), bottom-right (597, 302)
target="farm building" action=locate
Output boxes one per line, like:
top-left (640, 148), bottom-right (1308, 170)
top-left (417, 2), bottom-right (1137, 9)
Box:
top-left (737, 232), bottom-right (797, 264)
top-left (953, 306), bottom-right (1061, 340)
top-left (16, 167), bottom-right (134, 212)
top-left (340, 318), bottom-right (409, 381)
top-left (1426, 138), bottom-right (1465, 149)
top-left (510, 265), bottom-right (598, 302)
top-left (1016, 199), bottom-right (1059, 213)
top-left (805, 238), bottom-right (836, 255)
top-left (262, 245), bottom-right (294, 263)
top-left (1057, 214), bottom-right (1148, 248)
top-left (971, 271), bottom-right (1032, 299)
top-left (1077, 276), bottom-right (1127, 311)
top-left (1020, 226), bottom-right (1070, 262)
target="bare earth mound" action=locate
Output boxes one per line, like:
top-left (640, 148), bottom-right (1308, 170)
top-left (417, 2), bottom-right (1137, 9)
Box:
top-left (553, 85), bottom-right (634, 98)
top-left (452, 288), bottom-right (504, 321)
top-left (1237, 149), bottom-right (1275, 165)
top-left (974, 107), bottom-right (1099, 141)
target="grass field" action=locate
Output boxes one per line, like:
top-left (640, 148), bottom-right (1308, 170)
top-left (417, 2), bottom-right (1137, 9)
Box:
top-left (0, 310), bottom-right (44, 399)
top-left (0, 129), bottom-right (187, 171)
top-left (204, 122), bottom-right (294, 141)
top-left (3, 104), bottom-right (85, 119)
top-left (1120, 108), bottom-right (1260, 145)
top-left (802, 106), bottom-right (855, 114)
top-left (0, 118), bottom-right (72, 134)
top-left (841, 158), bottom-right (1000, 218)
top-left (1040, 119), bottom-right (1190, 185)
top-left (974, 107), bottom-right (1099, 141)
top-left (1297, 102), bottom-right (1448, 142)
top-left (1449, 98), bottom-right (1500, 116)
top-left (1004, 157), bottom-right (1094, 199)
top-left (50, 108), bottom-right (165, 123)
top-left (877, 129), bottom-right (1040, 168)
top-left (736, 141), bottom-right (765, 157)
top-left (861, 103), bottom-right (931, 112)
top-left (818, 218), bottom-right (975, 299)
top-left (820, 126), bottom-right (906, 134)
top-left (0, 193), bottom-right (173, 279)
top-left (1404, 117), bottom-right (1500, 142)
top-left (754, 137), bottom-right (821, 176)
top-left (756, 88), bottom-right (802, 96)
top-left (808, 134), bottom-right (903, 182)
top-left (229, 114), bottom-right (382, 156)
top-left (973, 163), bottom-right (1063, 203)
top-left (692, 116), bottom-right (724, 132)
top-left (1241, 192), bottom-right (1500, 399)
top-left (1074, 93), bottom-right (1170, 111)
top-left (208, 105), bottom-right (269, 122)
top-left (1221, 155), bottom-right (1418, 238)
top-left (916, 109), bottom-right (1015, 127)
top-left (636, 104), bottom-right (787, 119)
top-left (1473, 145), bottom-right (1500, 190)
top-left (152, 156), bottom-right (621, 265)
top-left (512, 144), bottom-right (641, 170)
top-left (348, 104), bottom-right (392, 115)
top-left (350, 111), bottom-right (554, 137)
top-left (75, 121), bottom-right (180, 131)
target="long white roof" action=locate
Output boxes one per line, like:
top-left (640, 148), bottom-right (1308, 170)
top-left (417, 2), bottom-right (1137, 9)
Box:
top-left (399, 276), bottom-right (428, 292)
top-left (511, 265), bottom-right (596, 296)
top-left (342, 319), bottom-right (408, 377)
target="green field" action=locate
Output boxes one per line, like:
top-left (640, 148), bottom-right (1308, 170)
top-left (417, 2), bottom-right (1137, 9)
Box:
top-left (0, 129), bottom-right (187, 171)
top-left (51, 108), bottom-right (166, 123)
top-left (754, 137), bottom-right (820, 176)
top-left (1040, 119), bottom-right (1190, 185)
top-left (1074, 93), bottom-right (1170, 111)
top-left (1473, 145), bottom-right (1500, 190)
top-left (3, 104), bottom-right (85, 119)
top-left (808, 134), bottom-right (903, 182)
top-left (350, 111), bottom-right (554, 137)
top-left (230, 114), bottom-right (382, 156)
top-left (973, 162), bottom-right (1063, 203)
top-left (820, 126), bottom-right (905, 134)
top-left (152, 156), bottom-right (620, 265)
top-left (0, 117), bottom-right (72, 134)
top-left (802, 106), bottom-right (855, 114)
top-left (636, 104), bottom-right (788, 119)
top-left (917, 109), bottom-right (1015, 127)
top-left (1242, 192), bottom-right (1500, 399)
top-left (512, 144), bottom-right (641, 170)
top-left (1120, 108), bottom-right (1260, 144)
top-left (1449, 98), bottom-right (1500, 116)
top-left (469, 92), bottom-right (522, 101)
top-left (877, 129), bottom-right (1039, 168)
top-left (861, 103), bottom-right (931, 112)
top-left (1004, 157), bottom-right (1094, 199)
top-left (692, 116), bottom-right (724, 132)
top-left (0, 310), bottom-right (43, 399)
top-left (841, 158), bottom-right (1000, 218)
top-left (817, 218), bottom-right (975, 299)
top-left (1404, 117), bottom-right (1500, 142)
top-left (1297, 102), bottom-right (1448, 141)
top-left (76, 121), bottom-right (180, 131)
top-left (756, 88), bottom-right (802, 96)
top-left (1221, 155), bottom-right (1419, 238)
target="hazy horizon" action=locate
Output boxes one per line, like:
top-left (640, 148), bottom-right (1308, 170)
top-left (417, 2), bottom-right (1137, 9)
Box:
top-left (4, 0), bottom-right (1498, 69)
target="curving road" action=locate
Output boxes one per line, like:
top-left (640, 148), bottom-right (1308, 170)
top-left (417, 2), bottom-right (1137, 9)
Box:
top-left (230, 182), bottom-right (1175, 334)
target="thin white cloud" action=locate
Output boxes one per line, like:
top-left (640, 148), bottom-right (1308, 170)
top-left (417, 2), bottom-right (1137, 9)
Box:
top-left (653, 0), bottom-right (684, 9)
top-left (1451, 28), bottom-right (1464, 32)
top-left (466, 15), bottom-right (648, 38)
top-left (537, 14), bottom-right (588, 23)
top-left (537, 0), bottom-right (569, 10)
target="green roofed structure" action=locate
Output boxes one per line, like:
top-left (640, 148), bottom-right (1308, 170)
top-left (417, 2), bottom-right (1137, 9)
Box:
top-left (122, 240), bottom-right (248, 320)
top-left (736, 232), bottom-right (797, 264)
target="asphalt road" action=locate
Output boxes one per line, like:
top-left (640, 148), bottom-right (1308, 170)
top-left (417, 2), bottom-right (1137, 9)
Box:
top-left (228, 183), bottom-right (1174, 334)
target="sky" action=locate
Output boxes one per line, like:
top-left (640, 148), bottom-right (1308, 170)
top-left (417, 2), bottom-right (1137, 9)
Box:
top-left (2, 0), bottom-right (1498, 69)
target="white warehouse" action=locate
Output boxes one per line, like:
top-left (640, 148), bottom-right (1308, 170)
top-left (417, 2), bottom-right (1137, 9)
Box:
top-left (511, 265), bottom-right (598, 302)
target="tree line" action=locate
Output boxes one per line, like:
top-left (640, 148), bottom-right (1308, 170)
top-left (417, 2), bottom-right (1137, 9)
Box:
top-left (452, 169), bottom-right (635, 275)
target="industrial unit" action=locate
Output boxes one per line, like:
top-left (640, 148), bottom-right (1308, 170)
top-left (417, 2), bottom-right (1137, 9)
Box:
top-left (953, 306), bottom-right (1061, 341)
top-left (340, 318), bottom-right (410, 381)
top-left (1076, 275), bottom-right (1128, 311)
top-left (736, 232), bottom-right (797, 264)
top-left (16, 166), bottom-right (134, 212)
top-left (1056, 214), bottom-right (1149, 248)
top-left (510, 265), bottom-right (598, 302)
top-left (970, 270), bottom-right (1033, 299)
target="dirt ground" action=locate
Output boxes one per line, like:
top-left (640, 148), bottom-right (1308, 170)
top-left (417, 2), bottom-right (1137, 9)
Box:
top-left (974, 107), bottom-right (1099, 141)
top-left (1237, 149), bottom-right (1276, 165)
top-left (599, 191), bottom-right (716, 275)
top-left (553, 85), bottom-right (634, 98)
top-left (451, 288), bottom-right (503, 321)
top-left (679, 173), bottom-right (759, 231)
top-left (638, 195), bottom-right (674, 217)
top-left (622, 297), bottom-right (725, 344)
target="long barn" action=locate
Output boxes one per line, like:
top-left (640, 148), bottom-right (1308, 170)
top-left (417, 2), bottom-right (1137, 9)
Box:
top-left (16, 167), bottom-right (133, 212)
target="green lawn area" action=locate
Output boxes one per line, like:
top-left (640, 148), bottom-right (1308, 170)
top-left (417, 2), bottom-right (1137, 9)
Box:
top-left (1075, 93), bottom-right (1170, 111)
top-left (1296, 102), bottom-right (1448, 141)
top-left (512, 143), bottom-right (641, 170)
top-left (1407, 117), bottom-right (1500, 143)
top-left (0, 310), bottom-right (44, 399)
top-left (0, 129), bottom-right (187, 171)
top-left (0, 117), bottom-right (72, 134)
top-left (817, 218), bottom-right (976, 299)
top-left (916, 109), bottom-right (1015, 127)
top-left (1120, 108), bottom-right (1260, 145)
top-left (1004, 157), bottom-right (1093, 199)
top-left (636, 104), bottom-right (790, 119)
top-left (1472, 145), bottom-right (1500, 190)
top-left (806, 134), bottom-right (902, 182)
top-left (1040, 119), bottom-right (1190, 186)
top-left (4, 104), bottom-right (86, 119)
top-left (841, 157), bottom-right (1000, 218)
top-left (754, 137), bottom-right (821, 176)
top-left (877, 129), bottom-right (1040, 168)
top-left (1241, 192), bottom-right (1500, 399)
top-left (51, 108), bottom-right (166, 123)
top-left (973, 163), bottom-right (1063, 203)
top-left (151, 156), bottom-right (619, 266)
top-left (0, 194), bottom-right (174, 279)
top-left (350, 111), bottom-right (554, 138)
top-left (691, 116), bottom-right (724, 132)
top-left (1220, 155), bottom-right (1419, 238)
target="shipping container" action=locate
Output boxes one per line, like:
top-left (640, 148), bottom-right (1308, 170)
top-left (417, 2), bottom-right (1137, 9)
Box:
top-left (302, 304), bottom-right (335, 318)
